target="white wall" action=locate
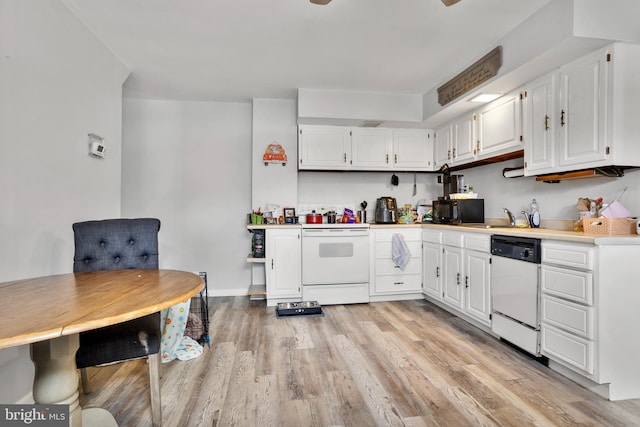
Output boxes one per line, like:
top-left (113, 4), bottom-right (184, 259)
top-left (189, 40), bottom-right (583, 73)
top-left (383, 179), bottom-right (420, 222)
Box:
top-left (250, 98), bottom-right (298, 286)
top-left (251, 99), bottom-right (298, 212)
top-left (0, 0), bottom-right (127, 403)
top-left (460, 160), bottom-right (640, 222)
top-left (298, 160), bottom-right (640, 224)
top-left (298, 171), bottom-right (438, 221)
top-left (121, 99), bottom-right (253, 296)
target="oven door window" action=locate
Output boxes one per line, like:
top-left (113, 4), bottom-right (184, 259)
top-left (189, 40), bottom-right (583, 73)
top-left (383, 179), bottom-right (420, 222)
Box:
top-left (319, 242), bottom-right (354, 258)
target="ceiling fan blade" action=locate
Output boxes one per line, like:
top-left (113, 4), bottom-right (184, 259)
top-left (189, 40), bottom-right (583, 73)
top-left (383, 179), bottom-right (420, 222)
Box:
top-left (310, 0), bottom-right (332, 4)
top-left (441, 0), bottom-right (462, 6)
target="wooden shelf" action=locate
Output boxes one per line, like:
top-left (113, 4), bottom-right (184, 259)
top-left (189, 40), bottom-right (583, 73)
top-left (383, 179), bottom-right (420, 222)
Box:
top-left (248, 284), bottom-right (266, 301)
top-left (246, 254), bottom-right (266, 263)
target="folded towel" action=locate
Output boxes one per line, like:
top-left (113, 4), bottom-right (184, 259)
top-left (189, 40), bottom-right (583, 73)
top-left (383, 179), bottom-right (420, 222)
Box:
top-left (392, 233), bottom-right (411, 270)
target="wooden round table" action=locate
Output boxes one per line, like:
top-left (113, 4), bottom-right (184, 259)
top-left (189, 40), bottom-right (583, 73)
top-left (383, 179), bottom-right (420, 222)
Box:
top-left (0, 269), bottom-right (204, 427)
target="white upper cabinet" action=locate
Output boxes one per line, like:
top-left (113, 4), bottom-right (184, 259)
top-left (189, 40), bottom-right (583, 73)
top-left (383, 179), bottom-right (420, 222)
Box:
top-left (298, 125), bottom-right (351, 170)
top-left (392, 128), bottom-right (433, 171)
top-left (351, 128), bottom-right (393, 169)
top-left (433, 90), bottom-right (523, 171)
top-left (435, 114), bottom-right (476, 170)
top-left (523, 43), bottom-right (640, 175)
top-left (453, 112), bottom-right (476, 164)
top-left (557, 49), bottom-right (606, 168)
top-left (523, 72), bottom-right (557, 175)
top-left (476, 89), bottom-right (523, 159)
top-left (434, 123), bottom-right (452, 170)
top-left (299, 125), bottom-right (433, 171)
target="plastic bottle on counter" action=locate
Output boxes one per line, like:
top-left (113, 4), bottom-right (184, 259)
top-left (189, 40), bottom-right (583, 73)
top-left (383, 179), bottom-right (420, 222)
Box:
top-left (530, 198), bottom-right (540, 228)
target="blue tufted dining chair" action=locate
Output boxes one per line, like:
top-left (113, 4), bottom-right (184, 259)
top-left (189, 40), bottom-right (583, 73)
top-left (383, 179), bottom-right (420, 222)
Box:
top-left (72, 218), bottom-right (163, 427)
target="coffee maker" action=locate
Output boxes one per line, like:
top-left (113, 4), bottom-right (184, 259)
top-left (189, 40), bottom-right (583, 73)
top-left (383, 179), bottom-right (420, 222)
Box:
top-left (437, 164), bottom-right (463, 200)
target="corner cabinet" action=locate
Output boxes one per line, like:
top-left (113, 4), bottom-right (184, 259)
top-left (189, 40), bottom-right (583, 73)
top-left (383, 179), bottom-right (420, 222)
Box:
top-left (434, 114), bottom-right (476, 169)
top-left (299, 125), bottom-right (434, 171)
top-left (433, 89), bottom-right (523, 170)
top-left (433, 124), bottom-right (452, 170)
top-left (422, 229), bottom-right (443, 299)
top-left (422, 229), bottom-right (491, 327)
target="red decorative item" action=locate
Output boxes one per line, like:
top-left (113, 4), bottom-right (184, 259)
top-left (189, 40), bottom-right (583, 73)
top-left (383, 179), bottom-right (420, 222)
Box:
top-left (263, 142), bottom-right (287, 166)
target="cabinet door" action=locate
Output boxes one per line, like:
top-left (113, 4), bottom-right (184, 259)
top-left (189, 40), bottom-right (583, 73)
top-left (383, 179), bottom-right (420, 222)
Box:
top-left (266, 229), bottom-right (301, 299)
top-left (434, 124), bottom-right (452, 169)
top-left (524, 72), bottom-right (557, 175)
top-left (422, 242), bottom-right (442, 299)
top-left (558, 50), bottom-right (607, 168)
top-left (298, 125), bottom-right (351, 170)
top-left (392, 129), bottom-right (433, 171)
top-left (351, 128), bottom-right (393, 169)
top-left (477, 90), bottom-right (523, 158)
top-left (464, 250), bottom-right (491, 325)
top-left (453, 113), bottom-right (476, 164)
top-left (442, 246), bottom-right (463, 309)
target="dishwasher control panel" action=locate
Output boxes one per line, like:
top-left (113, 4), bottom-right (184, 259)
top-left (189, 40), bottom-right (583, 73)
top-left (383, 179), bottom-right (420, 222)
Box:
top-left (490, 235), bottom-right (541, 263)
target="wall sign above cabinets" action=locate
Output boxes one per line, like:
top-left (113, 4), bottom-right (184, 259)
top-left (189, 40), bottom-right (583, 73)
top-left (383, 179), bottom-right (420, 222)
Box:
top-left (438, 46), bottom-right (502, 106)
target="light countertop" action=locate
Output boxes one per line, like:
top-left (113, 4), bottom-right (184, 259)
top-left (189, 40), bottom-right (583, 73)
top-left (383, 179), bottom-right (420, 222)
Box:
top-left (248, 222), bottom-right (640, 245)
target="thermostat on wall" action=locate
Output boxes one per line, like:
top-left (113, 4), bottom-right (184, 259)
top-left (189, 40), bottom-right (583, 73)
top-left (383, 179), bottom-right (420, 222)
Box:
top-left (88, 133), bottom-right (105, 158)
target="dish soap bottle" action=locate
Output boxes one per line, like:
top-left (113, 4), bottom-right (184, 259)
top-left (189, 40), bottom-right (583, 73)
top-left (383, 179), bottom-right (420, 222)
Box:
top-left (530, 198), bottom-right (540, 228)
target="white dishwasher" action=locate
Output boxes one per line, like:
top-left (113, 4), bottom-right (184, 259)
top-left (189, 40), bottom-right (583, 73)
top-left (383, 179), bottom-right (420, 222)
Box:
top-left (491, 235), bottom-right (542, 356)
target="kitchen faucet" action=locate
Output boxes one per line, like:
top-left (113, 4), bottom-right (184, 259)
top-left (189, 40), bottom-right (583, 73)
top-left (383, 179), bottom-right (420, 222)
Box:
top-left (521, 210), bottom-right (531, 227)
top-left (503, 208), bottom-right (515, 227)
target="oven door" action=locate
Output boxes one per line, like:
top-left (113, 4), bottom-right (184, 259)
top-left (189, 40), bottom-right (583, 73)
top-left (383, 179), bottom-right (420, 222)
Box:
top-left (301, 228), bottom-right (369, 285)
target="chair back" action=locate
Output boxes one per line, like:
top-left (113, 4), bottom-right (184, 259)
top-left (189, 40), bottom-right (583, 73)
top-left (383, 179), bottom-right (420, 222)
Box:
top-left (73, 218), bottom-right (161, 273)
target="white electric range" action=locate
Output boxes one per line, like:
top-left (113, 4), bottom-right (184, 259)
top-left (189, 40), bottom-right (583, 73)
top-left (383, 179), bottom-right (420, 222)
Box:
top-left (299, 207), bottom-right (370, 305)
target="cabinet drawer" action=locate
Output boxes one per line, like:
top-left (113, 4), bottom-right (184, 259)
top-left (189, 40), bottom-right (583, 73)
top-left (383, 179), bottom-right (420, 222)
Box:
top-left (542, 241), bottom-right (594, 270)
top-left (373, 274), bottom-right (422, 294)
top-left (541, 295), bottom-right (594, 339)
top-left (541, 265), bottom-right (593, 305)
top-left (375, 241), bottom-right (422, 259)
top-left (443, 231), bottom-right (464, 248)
top-left (422, 229), bottom-right (442, 244)
top-left (374, 229), bottom-right (421, 243)
top-left (464, 233), bottom-right (490, 252)
top-left (375, 256), bottom-right (422, 275)
top-left (541, 324), bottom-right (594, 374)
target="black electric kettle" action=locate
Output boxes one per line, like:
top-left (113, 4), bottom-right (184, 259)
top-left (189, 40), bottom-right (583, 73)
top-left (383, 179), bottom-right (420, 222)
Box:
top-left (375, 197), bottom-right (397, 223)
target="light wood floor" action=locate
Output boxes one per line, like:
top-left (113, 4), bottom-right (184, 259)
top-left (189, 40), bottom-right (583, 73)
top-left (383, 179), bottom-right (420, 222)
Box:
top-left (80, 297), bottom-right (640, 426)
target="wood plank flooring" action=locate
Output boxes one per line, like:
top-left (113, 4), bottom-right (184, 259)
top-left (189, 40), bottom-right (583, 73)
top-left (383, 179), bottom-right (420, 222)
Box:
top-left (79, 297), bottom-right (640, 426)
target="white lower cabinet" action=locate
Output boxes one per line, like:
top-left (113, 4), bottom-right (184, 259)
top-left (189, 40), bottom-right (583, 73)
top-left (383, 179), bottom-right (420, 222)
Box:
top-left (421, 230), bottom-right (443, 299)
top-left (540, 240), bottom-right (595, 374)
top-left (442, 244), bottom-right (464, 309)
top-left (371, 228), bottom-right (422, 299)
top-left (464, 248), bottom-right (491, 325)
top-left (265, 228), bottom-right (301, 302)
top-left (422, 230), bottom-right (491, 326)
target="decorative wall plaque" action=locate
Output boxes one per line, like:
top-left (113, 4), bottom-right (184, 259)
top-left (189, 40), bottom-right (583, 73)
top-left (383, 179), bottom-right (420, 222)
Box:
top-left (437, 46), bottom-right (502, 106)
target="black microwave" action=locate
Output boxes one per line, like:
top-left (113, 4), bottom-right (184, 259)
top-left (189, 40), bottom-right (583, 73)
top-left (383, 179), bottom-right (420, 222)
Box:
top-left (432, 199), bottom-right (484, 224)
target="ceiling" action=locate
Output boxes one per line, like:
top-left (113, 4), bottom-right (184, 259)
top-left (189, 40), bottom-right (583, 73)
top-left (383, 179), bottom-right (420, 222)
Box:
top-left (63, 0), bottom-right (552, 103)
